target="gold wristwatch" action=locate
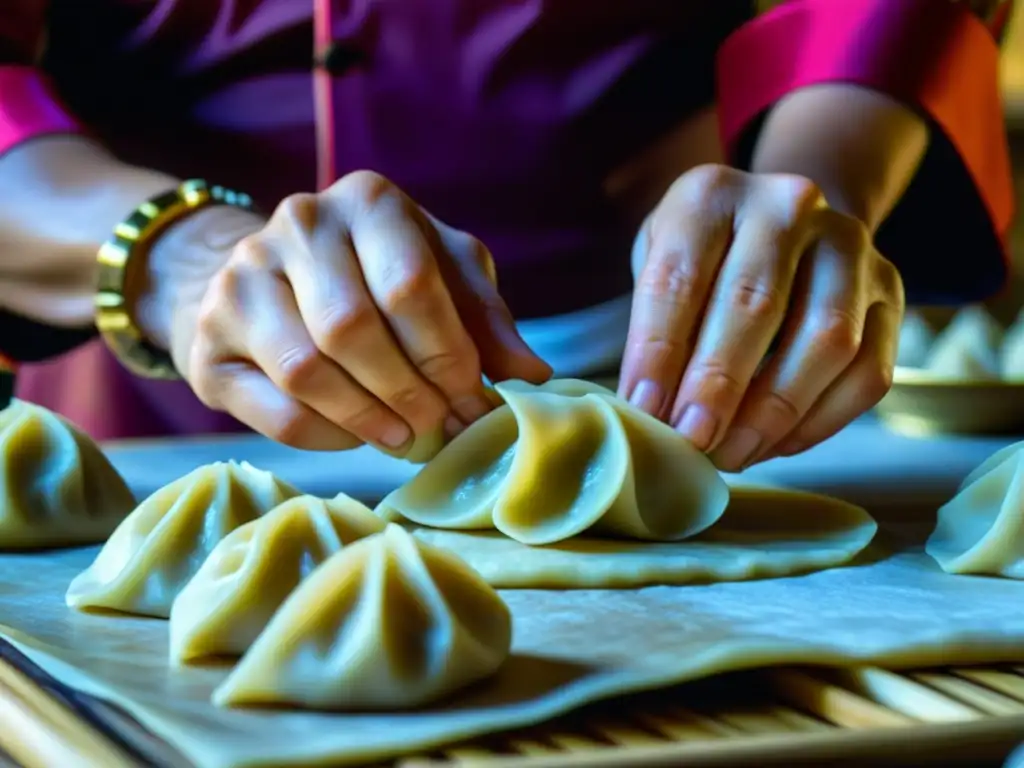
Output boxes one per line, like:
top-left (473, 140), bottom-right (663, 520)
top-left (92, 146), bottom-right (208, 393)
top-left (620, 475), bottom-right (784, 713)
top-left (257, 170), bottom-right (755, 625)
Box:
top-left (94, 179), bottom-right (255, 379)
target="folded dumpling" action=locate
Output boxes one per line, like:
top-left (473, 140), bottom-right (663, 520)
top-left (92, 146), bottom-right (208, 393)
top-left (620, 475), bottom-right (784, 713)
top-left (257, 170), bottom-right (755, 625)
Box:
top-left (895, 309), bottom-right (935, 368)
top-left (0, 400), bottom-right (135, 549)
top-left (213, 523), bottom-right (512, 710)
top-left (1001, 309), bottom-right (1024, 380)
top-left (926, 442), bottom-right (1024, 578)
top-left (66, 461), bottom-right (301, 617)
top-left (169, 493), bottom-right (385, 664)
top-left (376, 379), bottom-right (729, 545)
top-left (923, 306), bottom-right (1002, 381)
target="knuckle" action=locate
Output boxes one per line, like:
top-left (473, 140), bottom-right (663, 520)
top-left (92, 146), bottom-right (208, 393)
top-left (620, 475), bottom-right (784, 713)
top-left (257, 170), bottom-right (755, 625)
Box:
top-left (860, 362), bottom-right (895, 405)
top-left (385, 384), bottom-right (448, 423)
top-left (187, 352), bottom-right (222, 410)
top-left (686, 163), bottom-right (736, 191)
top-left (274, 344), bottom-right (322, 394)
top-left (379, 265), bottom-right (436, 316)
top-left (811, 309), bottom-right (863, 360)
top-left (231, 234), bottom-right (273, 270)
top-left (334, 170), bottom-right (394, 206)
top-left (313, 302), bottom-right (377, 351)
top-left (637, 258), bottom-right (703, 305)
top-left (769, 174), bottom-right (825, 221)
top-left (727, 279), bottom-right (784, 322)
top-left (335, 399), bottom-right (389, 434)
top-left (266, 408), bottom-right (316, 448)
top-left (273, 193), bottom-right (319, 230)
top-left (875, 257), bottom-right (905, 306)
top-left (686, 361), bottom-right (745, 401)
top-left (417, 349), bottom-right (479, 387)
top-left (758, 389), bottom-right (803, 425)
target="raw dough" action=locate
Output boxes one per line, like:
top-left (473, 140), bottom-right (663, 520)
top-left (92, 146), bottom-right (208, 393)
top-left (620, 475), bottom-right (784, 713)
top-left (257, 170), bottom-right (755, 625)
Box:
top-left (896, 309), bottom-right (935, 368)
top-left (926, 441), bottom-right (1024, 577)
top-left (213, 524), bottom-right (512, 711)
top-left (923, 306), bottom-right (1002, 380)
top-left (376, 379), bottom-right (729, 545)
top-left (0, 399), bottom-right (135, 549)
top-left (1, 544), bottom-right (1024, 768)
top-left (169, 493), bottom-right (385, 664)
top-left (411, 486), bottom-right (878, 588)
top-left (65, 461), bottom-right (301, 618)
top-left (1002, 308), bottom-right (1024, 380)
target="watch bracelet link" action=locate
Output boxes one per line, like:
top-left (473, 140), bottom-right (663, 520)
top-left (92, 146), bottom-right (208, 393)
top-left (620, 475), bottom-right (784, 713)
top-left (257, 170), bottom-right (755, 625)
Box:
top-left (94, 179), bottom-right (256, 380)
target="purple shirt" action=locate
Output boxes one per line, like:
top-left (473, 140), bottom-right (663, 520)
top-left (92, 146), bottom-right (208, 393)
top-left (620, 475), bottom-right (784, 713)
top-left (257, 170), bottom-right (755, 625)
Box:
top-left (4, 0), bottom-right (1014, 440)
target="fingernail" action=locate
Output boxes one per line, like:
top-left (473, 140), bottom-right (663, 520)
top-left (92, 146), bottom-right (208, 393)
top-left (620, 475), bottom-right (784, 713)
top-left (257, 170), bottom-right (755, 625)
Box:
top-left (451, 394), bottom-right (492, 424)
top-left (628, 379), bottom-right (665, 416)
top-left (444, 415), bottom-right (465, 439)
top-left (674, 404), bottom-right (718, 450)
top-left (380, 421), bottom-right (412, 450)
top-left (711, 426), bottom-right (763, 471)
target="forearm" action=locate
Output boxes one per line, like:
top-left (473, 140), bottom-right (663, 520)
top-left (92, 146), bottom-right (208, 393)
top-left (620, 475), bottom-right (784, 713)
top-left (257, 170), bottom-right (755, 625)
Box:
top-left (0, 135), bottom-right (177, 328)
top-left (0, 135), bottom-right (265, 356)
top-left (750, 83), bottom-right (929, 233)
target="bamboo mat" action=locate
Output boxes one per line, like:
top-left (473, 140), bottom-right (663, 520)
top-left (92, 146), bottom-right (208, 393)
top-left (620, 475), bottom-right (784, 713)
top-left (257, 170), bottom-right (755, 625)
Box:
top-left (0, 635), bottom-right (1022, 768)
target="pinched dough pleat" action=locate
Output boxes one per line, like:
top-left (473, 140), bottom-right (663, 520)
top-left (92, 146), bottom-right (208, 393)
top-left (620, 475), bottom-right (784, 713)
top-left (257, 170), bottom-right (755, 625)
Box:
top-left (66, 461), bottom-right (301, 617)
top-left (376, 407), bottom-right (518, 530)
top-left (213, 524), bottom-right (511, 711)
top-left (494, 386), bottom-right (629, 544)
top-left (926, 442), bottom-right (1024, 578)
top-left (169, 493), bottom-right (385, 664)
top-left (0, 400), bottom-right (135, 549)
top-left (377, 379), bottom-right (728, 546)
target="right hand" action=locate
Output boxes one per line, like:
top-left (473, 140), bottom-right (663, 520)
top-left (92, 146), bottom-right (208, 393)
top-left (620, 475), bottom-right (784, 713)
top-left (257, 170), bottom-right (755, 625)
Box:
top-left (146, 171), bottom-right (552, 455)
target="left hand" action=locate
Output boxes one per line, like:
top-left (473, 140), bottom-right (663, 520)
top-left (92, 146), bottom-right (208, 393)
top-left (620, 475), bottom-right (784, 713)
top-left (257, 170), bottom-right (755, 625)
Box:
top-left (619, 164), bottom-right (905, 472)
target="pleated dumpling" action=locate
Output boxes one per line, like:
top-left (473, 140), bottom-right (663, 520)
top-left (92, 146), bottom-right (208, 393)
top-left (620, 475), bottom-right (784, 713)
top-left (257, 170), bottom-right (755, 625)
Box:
top-left (213, 524), bottom-right (512, 710)
top-left (376, 379), bottom-right (729, 545)
top-left (926, 442), bottom-right (1024, 578)
top-left (66, 461), bottom-right (301, 617)
top-left (923, 306), bottom-right (1002, 380)
top-left (0, 399), bottom-right (135, 549)
top-left (1001, 309), bottom-right (1024, 380)
top-left (169, 493), bottom-right (385, 664)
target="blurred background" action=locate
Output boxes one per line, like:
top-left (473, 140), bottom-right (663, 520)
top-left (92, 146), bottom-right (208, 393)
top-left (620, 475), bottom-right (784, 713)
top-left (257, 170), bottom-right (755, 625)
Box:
top-left (969, 5), bottom-right (1024, 322)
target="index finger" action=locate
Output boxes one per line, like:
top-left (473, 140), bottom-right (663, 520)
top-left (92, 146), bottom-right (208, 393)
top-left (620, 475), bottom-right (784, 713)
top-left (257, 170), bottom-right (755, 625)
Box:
top-left (618, 208), bottom-right (730, 421)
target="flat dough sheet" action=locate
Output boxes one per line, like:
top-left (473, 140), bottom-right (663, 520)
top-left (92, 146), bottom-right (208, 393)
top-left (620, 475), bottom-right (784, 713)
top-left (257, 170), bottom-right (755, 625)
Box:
top-left (408, 486), bottom-right (879, 587)
top-left (3, 546), bottom-right (1024, 767)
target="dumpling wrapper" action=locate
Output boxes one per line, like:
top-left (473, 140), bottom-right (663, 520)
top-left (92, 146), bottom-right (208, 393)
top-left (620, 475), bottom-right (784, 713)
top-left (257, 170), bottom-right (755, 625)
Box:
top-left (376, 379), bottom-right (729, 545)
top-left (1001, 309), bottom-right (1024, 380)
top-left (169, 493), bottom-right (385, 665)
top-left (66, 461), bottom-right (301, 617)
top-left (926, 442), bottom-right (1024, 578)
top-left (895, 309), bottom-right (935, 368)
top-left (923, 306), bottom-right (1002, 381)
top-left (213, 523), bottom-right (512, 711)
top-left (0, 399), bottom-right (135, 549)
top-left (410, 485), bottom-right (878, 588)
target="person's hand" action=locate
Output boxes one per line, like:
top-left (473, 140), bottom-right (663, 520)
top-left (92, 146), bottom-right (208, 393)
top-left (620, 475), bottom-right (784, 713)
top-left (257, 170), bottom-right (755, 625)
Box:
top-left (619, 164), bottom-right (904, 471)
top-left (147, 171), bottom-right (551, 455)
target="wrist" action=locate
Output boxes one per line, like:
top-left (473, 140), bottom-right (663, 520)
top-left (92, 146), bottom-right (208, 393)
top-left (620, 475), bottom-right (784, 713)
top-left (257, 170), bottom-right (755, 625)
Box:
top-left (750, 84), bottom-right (929, 233)
top-left (134, 204), bottom-right (265, 354)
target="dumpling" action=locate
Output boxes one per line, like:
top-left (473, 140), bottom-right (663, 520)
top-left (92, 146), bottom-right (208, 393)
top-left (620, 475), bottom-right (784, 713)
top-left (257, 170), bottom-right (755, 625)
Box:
top-left (0, 399), bottom-right (135, 548)
top-left (213, 523), bottom-right (512, 710)
top-left (895, 309), bottom-right (935, 368)
top-left (169, 493), bottom-right (385, 664)
top-left (926, 442), bottom-right (1024, 578)
top-left (1001, 309), bottom-right (1024, 380)
top-left (376, 379), bottom-right (729, 546)
top-left (923, 306), bottom-right (1002, 380)
top-left (66, 461), bottom-right (301, 617)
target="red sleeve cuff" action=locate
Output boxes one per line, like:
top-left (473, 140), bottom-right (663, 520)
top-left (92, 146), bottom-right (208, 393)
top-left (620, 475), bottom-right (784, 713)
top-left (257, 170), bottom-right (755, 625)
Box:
top-left (716, 0), bottom-right (1015, 305)
top-left (0, 66), bottom-right (82, 158)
